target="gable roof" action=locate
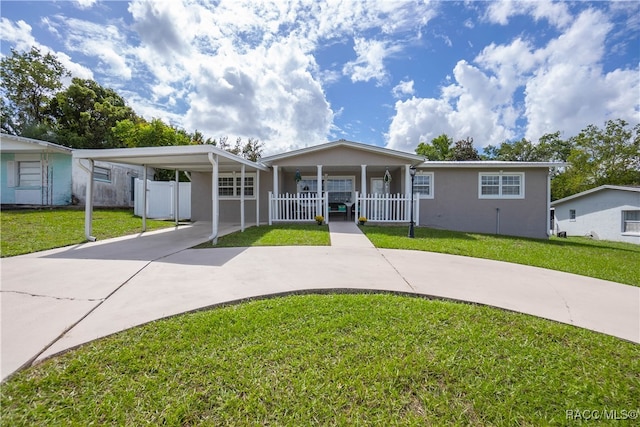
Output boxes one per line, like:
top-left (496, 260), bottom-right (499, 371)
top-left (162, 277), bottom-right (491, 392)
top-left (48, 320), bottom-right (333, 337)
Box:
top-left (0, 134), bottom-right (72, 155)
top-left (551, 185), bottom-right (640, 206)
top-left (260, 139), bottom-right (425, 165)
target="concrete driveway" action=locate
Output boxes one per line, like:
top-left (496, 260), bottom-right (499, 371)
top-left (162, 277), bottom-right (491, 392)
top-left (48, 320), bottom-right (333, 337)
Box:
top-left (2, 221), bottom-right (638, 382)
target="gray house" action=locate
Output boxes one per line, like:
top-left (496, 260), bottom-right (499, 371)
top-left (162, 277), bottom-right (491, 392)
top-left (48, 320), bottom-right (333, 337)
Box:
top-left (74, 140), bottom-right (560, 241)
top-left (552, 185), bottom-right (640, 244)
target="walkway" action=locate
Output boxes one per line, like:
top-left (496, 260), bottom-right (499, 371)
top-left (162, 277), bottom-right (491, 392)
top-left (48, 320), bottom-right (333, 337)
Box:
top-left (1, 221), bottom-right (638, 381)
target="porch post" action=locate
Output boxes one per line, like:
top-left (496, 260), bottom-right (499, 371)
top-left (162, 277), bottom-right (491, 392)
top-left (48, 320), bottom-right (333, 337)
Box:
top-left (273, 165), bottom-right (279, 220)
top-left (360, 165), bottom-right (367, 219)
top-left (240, 164), bottom-right (246, 232)
top-left (84, 159), bottom-right (96, 241)
top-left (142, 164), bottom-right (148, 232)
top-left (273, 165), bottom-right (279, 196)
top-left (404, 164), bottom-right (411, 196)
top-left (208, 153), bottom-right (219, 244)
top-left (316, 165), bottom-right (322, 216)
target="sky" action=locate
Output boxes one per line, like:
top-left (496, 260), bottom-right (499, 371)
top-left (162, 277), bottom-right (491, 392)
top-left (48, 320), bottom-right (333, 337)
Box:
top-left (1, 0), bottom-right (639, 155)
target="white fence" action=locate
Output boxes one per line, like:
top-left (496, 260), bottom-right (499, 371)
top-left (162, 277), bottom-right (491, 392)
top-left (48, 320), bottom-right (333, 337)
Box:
top-left (269, 192), bottom-right (325, 224)
top-left (134, 179), bottom-right (191, 220)
top-left (358, 192), bottom-right (419, 224)
top-left (268, 191), bottom-right (418, 225)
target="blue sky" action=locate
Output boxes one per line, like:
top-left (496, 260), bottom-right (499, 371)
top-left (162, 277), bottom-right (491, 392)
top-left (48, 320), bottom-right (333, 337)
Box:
top-left (1, 0), bottom-right (638, 155)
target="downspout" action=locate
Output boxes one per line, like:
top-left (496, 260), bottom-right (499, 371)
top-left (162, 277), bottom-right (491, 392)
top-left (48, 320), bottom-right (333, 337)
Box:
top-left (495, 208), bottom-right (500, 235)
top-left (208, 153), bottom-right (219, 244)
top-left (547, 167), bottom-right (553, 237)
top-left (255, 169), bottom-right (260, 227)
top-left (78, 159), bottom-right (96, 241)
top-left (240, 164), bottom-right (246, 232)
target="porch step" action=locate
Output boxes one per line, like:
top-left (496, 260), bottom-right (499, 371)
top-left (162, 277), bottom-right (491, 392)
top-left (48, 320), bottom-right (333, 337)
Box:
top-left (328, 222), bottom-right (375, 248)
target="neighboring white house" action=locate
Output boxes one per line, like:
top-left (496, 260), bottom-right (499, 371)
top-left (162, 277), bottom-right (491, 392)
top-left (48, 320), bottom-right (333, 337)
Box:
top-left (551, 185), bottom-right (640, 244)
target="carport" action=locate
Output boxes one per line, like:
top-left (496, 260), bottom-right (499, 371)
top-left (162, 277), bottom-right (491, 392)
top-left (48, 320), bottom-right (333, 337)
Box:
top-left (73, 145), bottom-right (269, 243)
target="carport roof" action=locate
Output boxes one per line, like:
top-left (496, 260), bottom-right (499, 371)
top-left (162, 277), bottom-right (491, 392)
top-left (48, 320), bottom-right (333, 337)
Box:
top-left (73, 145), bottom-right (269, 173)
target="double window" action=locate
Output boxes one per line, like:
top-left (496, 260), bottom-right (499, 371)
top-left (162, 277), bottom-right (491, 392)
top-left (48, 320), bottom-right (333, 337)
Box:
top-left (218, 173), bottom-right (255, 198)
top-left (479, 172), bottom-right (524, 199)
top-left (412, 172), bottom-right (434, 199)
top-left (622, 210), bottom-right (640, 234)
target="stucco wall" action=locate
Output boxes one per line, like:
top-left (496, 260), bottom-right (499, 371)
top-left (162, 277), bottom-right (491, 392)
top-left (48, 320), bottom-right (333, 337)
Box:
top-left (72, 160), bottom-right (144, 207)
top-left (553, 190), bottom-right (640, 244)
top-left (191, 171), bottom-right (273, 223)
top-left (416, 168), bottom-right (550, 239)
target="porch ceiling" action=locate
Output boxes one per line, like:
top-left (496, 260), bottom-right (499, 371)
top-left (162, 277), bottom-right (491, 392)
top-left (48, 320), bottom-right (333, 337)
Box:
top-left (72, 145), bottom-right (269, 173)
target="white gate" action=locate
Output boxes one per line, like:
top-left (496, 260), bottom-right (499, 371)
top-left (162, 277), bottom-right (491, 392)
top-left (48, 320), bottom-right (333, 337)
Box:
top-left (134, 179), bottom-right (191, 220)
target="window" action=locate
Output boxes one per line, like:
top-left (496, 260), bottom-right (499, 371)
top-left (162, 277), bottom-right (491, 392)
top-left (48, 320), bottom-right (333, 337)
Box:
top-left (569, 209), bottom-right (576, 221)
top-left (412, 173), bottom-right (433, 199)
top-left (622, 210), bottom-right (640, 234)
top-left (478, 172), bottom-right (524, 199)
top-left (18, 161), bottom-right (41, 187)
top-left (93, 166), bottom-right (111, 182)
top-left (326, 178), bottom-right (353, 203)
top-left (218, 173), bottom-right (256, 198)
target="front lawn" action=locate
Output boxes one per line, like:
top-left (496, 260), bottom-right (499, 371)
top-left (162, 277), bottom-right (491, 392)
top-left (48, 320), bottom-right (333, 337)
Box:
top-left (1, 294), bottom-right (638, 425)
top-left (0, 208), bottom-right (176, 257)
top-left (361, 226), bottom-right (640, 287)
top-left (192, 223), bottom-right (330, 248)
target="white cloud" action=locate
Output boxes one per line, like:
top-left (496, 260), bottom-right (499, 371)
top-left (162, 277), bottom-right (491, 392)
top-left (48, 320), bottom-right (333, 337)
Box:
top-left (0, 17), bottom-right (93, 80)
top-left (386, 8), bottom-right (639, 152)
top-left (485, 0), bottom-right (572, 29)
top-left (343, 37), bottom-right (402, 85)
top-left (392, 80), bottom-right (415, 98)
top-left (74, 0), bottom-right (97, 10)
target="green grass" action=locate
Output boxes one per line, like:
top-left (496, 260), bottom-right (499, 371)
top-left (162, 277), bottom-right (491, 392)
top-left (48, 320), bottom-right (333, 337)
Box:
top-left (0, 208), bottom-right (177, 257)
top-left (361, 226), bottom-right (640, 287)
top-left (1, 294), bottom-right (638, 425)
top-left (193, 223), bottom-right (330, 248)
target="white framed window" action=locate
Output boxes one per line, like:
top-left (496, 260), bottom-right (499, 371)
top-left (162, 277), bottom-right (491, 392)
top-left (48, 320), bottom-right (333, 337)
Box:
top-left (569, 209), bottom-right (576, 221)
top-left (478, 172), bottom-right (524, 199)
top-left (412, 172), bottom-right (434, 199)
top-left (93, 166), bottom-right (111, 183)
top-left (18, 161), bottom-right (41, 187)
top-left (622, 210), bottom-right (640, 234)
top-left (218, 173), bottom-right (256, 198)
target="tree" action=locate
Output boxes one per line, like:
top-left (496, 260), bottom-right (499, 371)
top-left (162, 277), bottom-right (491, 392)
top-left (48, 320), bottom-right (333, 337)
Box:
top-left (551, 120), bottom-right (640, 200)
top-left (415, 134), bottom-right (453, 160)
top-left (241, 137), bottom-right (263, 161)
top-left (450, 137), bottom-right (481, 160)
top-left (0, 47), bottom-right (69, 135)
top-left (48, 78), bottom-right (138, 148)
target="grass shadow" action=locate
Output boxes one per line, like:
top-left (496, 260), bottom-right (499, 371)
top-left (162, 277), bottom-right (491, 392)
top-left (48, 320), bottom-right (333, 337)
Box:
top-left (191, 223), bottom-right (331, 248)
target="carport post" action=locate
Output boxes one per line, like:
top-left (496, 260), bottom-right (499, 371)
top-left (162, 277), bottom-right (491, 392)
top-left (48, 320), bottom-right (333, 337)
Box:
top-left (174, 169), bottom-right (179, 226)
top-left (83, 159), bottom-right (96, 241)
top-left (142, 165), bottom-right (148, 232)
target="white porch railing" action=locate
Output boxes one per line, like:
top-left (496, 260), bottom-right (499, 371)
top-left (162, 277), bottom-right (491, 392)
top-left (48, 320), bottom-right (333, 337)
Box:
top-left (268, 191), bottom-right (419, 225)
top-left (356, 192), bottom-right (419, 225)
top-left (269, 192), bottom-right (326, 224)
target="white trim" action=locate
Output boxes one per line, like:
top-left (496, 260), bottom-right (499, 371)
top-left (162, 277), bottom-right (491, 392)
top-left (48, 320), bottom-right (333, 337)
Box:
top-left (478, 172), bottom-right (525, 199)
top-left (421, 161), bottom-right (563, 169)
top-left (217, 172), bottom-right (257, 200)
top-left (551, 185), bottom-right (640, 206)
top-left (413, 171), bottom-right (434, 199)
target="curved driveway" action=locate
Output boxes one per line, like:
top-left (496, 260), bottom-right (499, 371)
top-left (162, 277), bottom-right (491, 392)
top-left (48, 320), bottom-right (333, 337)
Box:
top-left (1, 221), bottom-right (638, 381)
